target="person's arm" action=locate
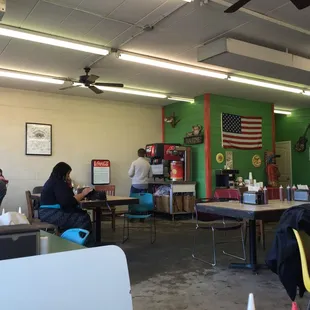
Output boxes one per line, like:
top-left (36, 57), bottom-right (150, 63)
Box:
top-left (74, 188), bottom-right (93, 202)
top-left (54, 182), bottom-right (92, 209)
top-left (128, 162), bottom-right (135, 178)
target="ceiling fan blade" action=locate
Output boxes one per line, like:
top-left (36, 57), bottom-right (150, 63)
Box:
top-left (290, 0), bottom-right (310, 10)
top-left (224, 0), bottom-right (252, 13)
top-left (89, 85), bottom-right (103, 94)
top-left (59, 81), bottom-right (80, 91)
top-left (94, 83), bottom-right (124, 88)
top-left (59, 85), bottom-right (79, 91)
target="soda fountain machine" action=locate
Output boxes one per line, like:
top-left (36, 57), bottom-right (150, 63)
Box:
top-left (145, 143), bottom-right (192, 181)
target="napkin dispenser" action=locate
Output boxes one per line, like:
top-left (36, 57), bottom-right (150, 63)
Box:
top-left (294, 190), bottom-right (310, 202)
top-left (243, 191), bottom-right (264, 205)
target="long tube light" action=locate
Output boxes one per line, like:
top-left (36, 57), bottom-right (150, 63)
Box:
top-left (0, 25), bottom-right (110, 56)
top-left (118, 53), bottom-right (228, 79)
top-left (274, 110), bottom-right (292, 115)
top-left (168, 96), bottom-right (195, 103)
top-left (0, 70), bottom-right (64, 84)
top-left (73, 83), bottom-right (166, 99)
top-left (229, 76), bottom-right (303, 94)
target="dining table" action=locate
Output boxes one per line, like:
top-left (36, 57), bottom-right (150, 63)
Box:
top-left (196, 199), bottom-right (302, 272)
top-left (31, 194), bottom-right (139, 244)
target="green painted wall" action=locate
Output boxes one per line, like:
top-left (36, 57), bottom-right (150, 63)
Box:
top-left (164, 95), bottom-right (206, 197)
top-left (164, 94), bottom-right (273, 197)
top-left (275, 110), bottom-right (310, 184)
top-left (210, 95), bottom-right (273, 190)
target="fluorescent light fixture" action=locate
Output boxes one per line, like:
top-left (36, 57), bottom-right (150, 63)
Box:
top-left (168, 96), bottom-right (195, 103)
top-left (229, 76), bottom-right (303, 94)
top-left (183, 0), bottom-right (194, 2)
top-left (0, 25), bottom-right (110, 56)
top-left (118, 53), bottom-right (228, 79)
top-left (303, 91), bottom-right (310, 96)
top-left (73, 83), bottom-right (166, 98)
top-left (274, 110), bottom-right (292, 115)
top-left (0, 70), bottom-right (64, 84)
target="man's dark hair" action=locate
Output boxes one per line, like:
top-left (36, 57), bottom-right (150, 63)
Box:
top-left (51, 162), bottom-right (72, 180)
top-left (138, 148), bottom-right (146, 157)
top-left (0, 169), bottom-right (2, 174)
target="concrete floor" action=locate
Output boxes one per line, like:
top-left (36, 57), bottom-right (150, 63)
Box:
top-left (103, 218), bottom-right (309, 310)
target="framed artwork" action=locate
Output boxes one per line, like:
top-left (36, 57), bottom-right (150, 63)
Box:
top-left (25, 123), bottom-right (52, 156)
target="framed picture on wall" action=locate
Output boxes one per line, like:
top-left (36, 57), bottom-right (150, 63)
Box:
top-left (25, 123), bottom-right (52, 156)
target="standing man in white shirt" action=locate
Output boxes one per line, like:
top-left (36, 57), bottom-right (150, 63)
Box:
top-left (128, 148), bottom-right (153, 194)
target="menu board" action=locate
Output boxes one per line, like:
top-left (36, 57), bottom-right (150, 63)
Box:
top-left (91, 159), bottom-right (111, 185)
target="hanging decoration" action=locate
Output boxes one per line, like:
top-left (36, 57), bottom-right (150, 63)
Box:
top-left (164, 112), bottom-right (180, 128)
top-left (184, 125), bottom-right (204, 145)
top-left (252, 155), bottom-right (262, 168)
top-left (216, 153), bottom-right (224, 164)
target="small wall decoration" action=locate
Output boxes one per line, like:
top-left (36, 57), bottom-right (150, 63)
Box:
top-left (252, 154), bottom-right (262, 168)
top-left (164, 112), bottom-right (180, 128)
top-left (225, 151), bottom-right (233, 169)
top-left (25, 123), bottom-right (52, 156)
top-left (184, 124), bottom-right (204, 145)
top-left (216, 153), bottom-right (224, 164)
top-left (91, 160), bottom-right (111, 185)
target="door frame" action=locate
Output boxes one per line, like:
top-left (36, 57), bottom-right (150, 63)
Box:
top-left (276, 141), bottom-right (293, 185)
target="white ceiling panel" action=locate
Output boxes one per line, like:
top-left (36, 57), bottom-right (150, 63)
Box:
top-left (135, 0), bottom-right (185, 27)
top-left (77, 0), bottom-right (127, 17)
top-left (268, 5), bottom-right (310, 30)
top-left (57, 10), bottom-right (102, 40)
top-left (0, 39), bottom-right (99, 77)
top-left (221, 0), bottom-right (289, 13)
top-left (109, 0), bottom-right (167, 24)
top-left (1, 0), bottom-right (39, 27)
top-left (22, 1), bottom-right (72, 34)
top-left (42, 0), bottom-right (83, 9)
top-left (86, 19), bottom-right (131, 46)
top-left (108, 26), bottom-right (142, 48)
top-left (122, 3), bottom-right (251, 58)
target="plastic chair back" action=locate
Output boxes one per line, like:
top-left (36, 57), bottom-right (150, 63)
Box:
top-left (129, 193), bottom-right (154, 213)
top-left (61, 228), bottom-right (90, 245)
top-left (33, 186), bottom-right (44, 194)
top-left (293, 229), bottom-right (310, 292)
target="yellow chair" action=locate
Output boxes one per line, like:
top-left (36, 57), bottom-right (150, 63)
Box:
top-left (293, 229), bottom-right (310, 293)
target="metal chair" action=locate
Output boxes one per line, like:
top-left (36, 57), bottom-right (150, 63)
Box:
top-left (94, 185), bottom-right (116, 231)
top-left (192, 197), bottom-right (246, 267)
top-left (123, 193), bottom-right (156, 244)
top-left (25, 191), bottom-right (57, 233)
top-left (293, 229), bottom-right (310, 310)
top-left (32, 186), bottom-right (44, 194)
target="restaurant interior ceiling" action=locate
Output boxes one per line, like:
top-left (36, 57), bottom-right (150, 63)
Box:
top-left (0, 0), bottom-right (310, 109)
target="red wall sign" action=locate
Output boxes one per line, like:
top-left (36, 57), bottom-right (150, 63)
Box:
top-left (91, 159), bottom-right (111, 185)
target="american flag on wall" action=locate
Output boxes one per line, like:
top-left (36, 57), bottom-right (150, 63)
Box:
top-left (221, 113), bottom-right (262, 150)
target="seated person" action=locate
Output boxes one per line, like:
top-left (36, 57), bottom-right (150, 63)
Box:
top-left (39, 162), bottom-right (93, 232)
top-left (0, 180), bottom-right (7, 206)
top-left (0, 169), bottom-right (8, 184)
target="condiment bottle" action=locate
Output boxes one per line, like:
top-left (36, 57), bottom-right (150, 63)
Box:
top-left (263, 186), bottom-right (268, 204)
top-left (292, 185), bottom-right (297, 200)
top-left (287, 185), bottom-right (292, 201)
top-left (279, 185), bottom-right (284, 201)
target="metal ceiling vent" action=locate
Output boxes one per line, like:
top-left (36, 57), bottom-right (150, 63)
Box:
top-left (197, 38), bottom-right (310, 85)
top-left (0, 0), bottom-right (5, 21)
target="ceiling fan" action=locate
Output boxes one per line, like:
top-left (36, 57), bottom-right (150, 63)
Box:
top-left (60, 67), bottom-right (124, 94)
top-left (225, 0), bottom-right (310, 13)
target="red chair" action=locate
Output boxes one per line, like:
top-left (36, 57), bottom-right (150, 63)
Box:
top-left (192, 190), bottom-right (246, 267)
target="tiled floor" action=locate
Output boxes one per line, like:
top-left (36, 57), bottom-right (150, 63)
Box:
top-left (103, 218), bottom-right (309, 310)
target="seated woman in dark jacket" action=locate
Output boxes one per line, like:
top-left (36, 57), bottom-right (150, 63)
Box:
top-left (39, 162), bottom-right (93, 232)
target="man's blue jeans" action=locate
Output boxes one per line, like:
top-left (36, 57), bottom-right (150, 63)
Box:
top-left (130, 186), bottom-right (148, 195)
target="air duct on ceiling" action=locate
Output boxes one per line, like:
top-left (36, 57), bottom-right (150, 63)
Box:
top-left (197, 38), bottom-right (310, 85)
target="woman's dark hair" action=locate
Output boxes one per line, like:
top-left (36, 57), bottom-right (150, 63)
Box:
top-left (51, 162), bottom-right (72, 180)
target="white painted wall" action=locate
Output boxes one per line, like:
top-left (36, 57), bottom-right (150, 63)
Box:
top-left (0, 88), bottom-right (162, 211)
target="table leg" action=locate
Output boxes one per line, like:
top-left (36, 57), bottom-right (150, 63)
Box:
top-left (230, 219), bottom-right (260, 272)
top-left (111, 208), bottom-right (116, 232)
top-left (95, 207), bottom-right (101, 244)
